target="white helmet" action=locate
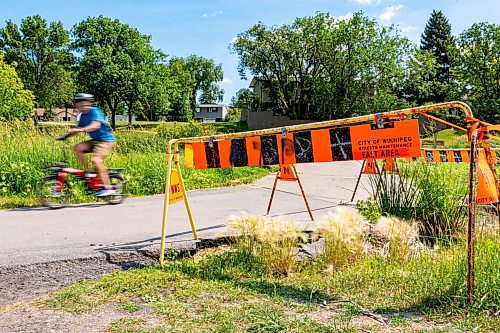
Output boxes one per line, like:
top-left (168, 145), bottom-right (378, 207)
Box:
top-left (73, 93), bottom-right (94, 102)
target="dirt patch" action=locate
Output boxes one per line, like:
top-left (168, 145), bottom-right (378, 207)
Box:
top-left (0, 253), bottom-right (156, 307)
top-left (0, 301), bottom-right (160, 333)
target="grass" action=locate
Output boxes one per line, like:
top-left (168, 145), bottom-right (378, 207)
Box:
top-left (423, 129), bottom-right (469, 148)
top-left (0, 120), bottom-right (274, 209)
top-left (227, 213), bottom-right (307, 276)
top-left (424, 128), bottom-right (500, 149)
top-left (312, 207), bottom-right (369, 270)
top-left (366, 162), bottom-right (469, 241)
top-left (39, 230), bottom-right (499, 332)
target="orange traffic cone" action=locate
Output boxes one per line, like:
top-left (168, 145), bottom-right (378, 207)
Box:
top-left (362, 159), bottom-right (378, 174)
top-left (383, 158), bottom-right (397, 173)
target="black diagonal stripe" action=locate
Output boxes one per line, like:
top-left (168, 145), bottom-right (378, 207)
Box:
top-left (439, 150), bottom-right (448, 162)
top-left (204, 141), bottom-right (220, 168)
top-left (293, 131), bottom-right (314, 163)
top-left (261, 135), bottom-right (279, 165)
top-left (230, 138), bottom-right (248, 167)
top-left (330, 127), bottom-right (352, 161)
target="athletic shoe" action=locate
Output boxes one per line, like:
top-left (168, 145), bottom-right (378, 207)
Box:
top-left (95, 189), bottom-right (116, 197)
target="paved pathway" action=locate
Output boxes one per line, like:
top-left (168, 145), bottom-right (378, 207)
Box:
top-left (0, 162), bottom-right (370, 267)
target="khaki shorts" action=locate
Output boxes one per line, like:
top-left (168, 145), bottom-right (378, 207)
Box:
top-left (80, 140), bottom-right (115, 159)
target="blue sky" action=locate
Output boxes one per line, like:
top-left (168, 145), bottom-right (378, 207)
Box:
top-left (1, 0), bottom-right (498, 104)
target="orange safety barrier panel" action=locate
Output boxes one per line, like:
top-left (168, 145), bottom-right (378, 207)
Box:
top-left (186, 120), bottom-right (422, 169)
top-left (477, 151), bottom-right (499, 204)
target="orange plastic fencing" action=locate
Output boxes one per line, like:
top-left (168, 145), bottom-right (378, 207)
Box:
top-left (185, 120), bottom-right (421, 169)
top-left (405, 149), bottom-right (497, 163)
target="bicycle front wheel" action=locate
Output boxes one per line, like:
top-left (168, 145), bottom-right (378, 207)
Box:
top-left (37, 175), bottom-right (71, 209)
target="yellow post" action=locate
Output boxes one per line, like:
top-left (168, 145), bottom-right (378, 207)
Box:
top-left (174, 145), bottom-right (198, 239)
top-left (159, 147), bottom-right (174, 267)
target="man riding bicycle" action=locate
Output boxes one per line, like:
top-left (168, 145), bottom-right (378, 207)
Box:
top-left (66, 93), bottom-right (116, 197)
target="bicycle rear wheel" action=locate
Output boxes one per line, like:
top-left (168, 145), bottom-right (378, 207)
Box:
top-left (37, 175), bottom-right (71, 209)
top-left (106, 174), bottom-right (127, 204)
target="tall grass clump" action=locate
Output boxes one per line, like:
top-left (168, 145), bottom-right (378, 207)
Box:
top-left (227, 213), bottom-right (307, 275)
top-left (313, 207), bottom-right (369, 270)
top-left (367, 162), bottom-right (468, 241)
top-left (372, 216), bottom-right (423, 262)
top-left (157, 121), bottom-right (216, 141)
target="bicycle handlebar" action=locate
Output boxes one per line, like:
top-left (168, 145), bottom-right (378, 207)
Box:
top-left (56, 135), bottom-right (69, 141)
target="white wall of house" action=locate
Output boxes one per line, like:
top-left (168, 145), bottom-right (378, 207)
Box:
top-left (115, 114), bottom-right (137, 122)
top-left (194, 104), bottom-right (228, 122)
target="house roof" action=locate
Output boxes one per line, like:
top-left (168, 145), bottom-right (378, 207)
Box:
top-left (198, 104), bottom-right (227, 107)
top-left (249, 77), bottom-right (261, 88)
top-left (34, 108), bottom-right (78, 117)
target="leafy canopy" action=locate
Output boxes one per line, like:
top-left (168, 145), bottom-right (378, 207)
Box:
top-left (0, 54), bottom-right (34, 120)
top-left (0, 15), bottom-right (74, 108)
top-left (232, 12), bottom-right (411, 120)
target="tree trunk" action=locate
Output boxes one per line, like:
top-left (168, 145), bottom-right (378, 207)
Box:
top-left (106, 99), bottom-right (118, 130)
top-left (128, 102), bottom-right (133, 125)
top-left (111, 109), bottom-right (116, 130)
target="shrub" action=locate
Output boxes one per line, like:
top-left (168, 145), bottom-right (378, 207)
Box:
top-left (366, 162), bottom-right (468, 242)
top-left (227, 213), bottom-right (306, 276)
top-left (313, 207), bottom-right (369, 270)
top-left (157, 121), bottom-right (216, 141)
top-left (373, 216), bottom-right (423, 262)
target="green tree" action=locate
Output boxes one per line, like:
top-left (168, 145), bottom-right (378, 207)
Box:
top-left (419, 10), bottom-right (456, 103)
top-left (232, 12), bottom-right (410, 120)
top-left (231, 88), bottom-right (261, 110)
top-left (456, 22), bottom-right (500, 123)
top-left (0, 15), bottom-right (74, 108)
top-left (225, 107), bottom-right (241, 121)
top-left (171, 55), bottom-right (224, 113)
top-left (72, 16), bottom-right (159, 128)
top-left (0, 54), bottom-right (34, 120)
top-left (166, 58), bottom-right (196, 121)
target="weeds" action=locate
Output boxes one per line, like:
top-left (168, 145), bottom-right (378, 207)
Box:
top-left (373, 216), bottom-right (423, 262)
top-left (367, 162), bottom-right (468, 241)
top-left (313, 207), bottom-right (369, 270)
top-left (227, 213), bottom-right (307, 275)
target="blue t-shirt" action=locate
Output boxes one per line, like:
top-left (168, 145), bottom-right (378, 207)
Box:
top-left (78, 107), bottom-right (116, 142)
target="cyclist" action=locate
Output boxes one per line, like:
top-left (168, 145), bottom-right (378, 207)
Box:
top-left (66, 93), bottom-right (116, 196)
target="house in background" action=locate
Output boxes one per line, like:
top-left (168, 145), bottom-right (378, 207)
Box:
top-left (249, 77), bottom-right (273, 107)
top-left (115, 114), bottom-right (137, 122)
top-left (194, 104), bottom-right (228, 122)
top-left (34, 108), bottom-right (79, 121)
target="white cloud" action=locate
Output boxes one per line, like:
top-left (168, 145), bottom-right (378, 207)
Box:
top-left (379, 5), bottom-right (403, 22)
top-left (400, 25), bottom-right (417, 34)
top-left (335, 12), bottom-right (354, 21)
top-left (352, 0), bottom-right (381, 5)
top-left (221, 77), bottom-right (233, 85)
top-left (202, 10), bottom-right (223, 18)
top-left (230, 36), bottom-right (238, 44)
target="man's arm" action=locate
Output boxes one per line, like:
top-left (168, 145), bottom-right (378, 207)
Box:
top-left (68, 121), bottom-right (101, 136)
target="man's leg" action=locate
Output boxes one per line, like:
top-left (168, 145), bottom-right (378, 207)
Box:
top-left (91, 155), bottom-right (110, 187)
top-left (91, 142), bottom-right (115, 191)
top-left (73, 142), bottom-right (92, 170)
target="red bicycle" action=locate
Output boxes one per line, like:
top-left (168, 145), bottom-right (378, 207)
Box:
top-left (37, 136), bottom-right (127, 208)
